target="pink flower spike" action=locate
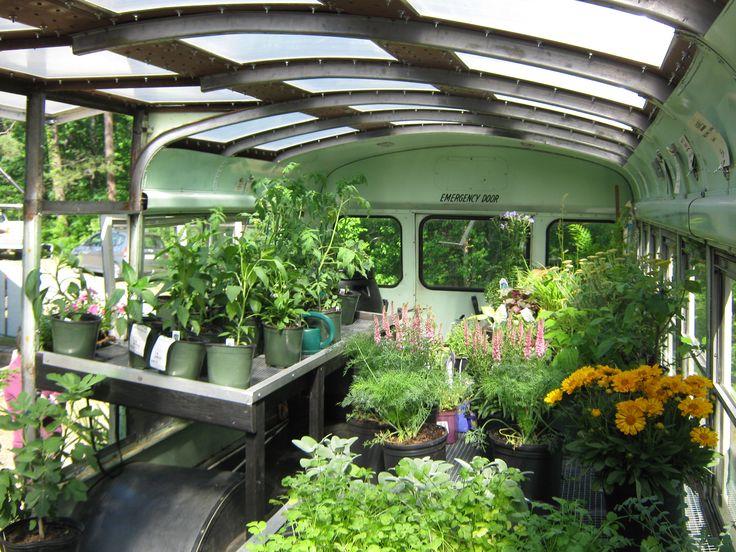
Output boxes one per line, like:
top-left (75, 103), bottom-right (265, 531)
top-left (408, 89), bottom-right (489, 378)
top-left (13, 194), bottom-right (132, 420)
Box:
top-left (87, 304), bottom-right (100, 316)
top-left (474, 323), bottom-right (483, 349)
top-left (535, 319), bottom-right (547, 358)
top-left (492, 329), bottom-right (502, 362)
top-left (373, 315), bottom-right (382, 345)
top-left (382, 306), bottom-right (391, 338)
top-left (463, 320), bottom-right (470, 347)
top-left (524, 327), bottom-right (533, 360)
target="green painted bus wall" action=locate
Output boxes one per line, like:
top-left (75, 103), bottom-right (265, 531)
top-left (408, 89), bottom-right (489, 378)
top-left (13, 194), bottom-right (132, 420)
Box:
top-left (326, 143), bottom-right (630, 216)
top-left (625, 2), bottom-right (736, 250)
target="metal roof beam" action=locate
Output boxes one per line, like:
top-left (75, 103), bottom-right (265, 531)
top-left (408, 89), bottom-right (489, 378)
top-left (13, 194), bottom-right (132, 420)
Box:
top-left (271, 125), bottom-right (626, 166)
top-left (72, 12), bottom-right (672, 101)
top-left (202, 61), bottom-right (648, 130)
top-left (223, 110), bottom-right (633, 157)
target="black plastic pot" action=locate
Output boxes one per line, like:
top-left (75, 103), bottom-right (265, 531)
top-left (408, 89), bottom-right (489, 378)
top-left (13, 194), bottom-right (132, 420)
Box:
top-left (342, 418), bottom-right (388, 475)
top-left (487, 429), bottom-right (562, 503)
top-left (0, 518), bottom-right (83, 552)
top-left (382, 426), bottom-right (448, 471)
top-left (339, 271), bottom-right (382, 314)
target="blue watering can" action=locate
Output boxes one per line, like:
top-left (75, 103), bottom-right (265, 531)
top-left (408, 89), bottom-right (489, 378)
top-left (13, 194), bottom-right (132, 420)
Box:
top-left (302, 311), bottom-right (335, 355)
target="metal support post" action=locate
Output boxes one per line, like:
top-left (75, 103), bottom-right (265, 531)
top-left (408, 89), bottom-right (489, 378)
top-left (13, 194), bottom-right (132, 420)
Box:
top-left (20, 92), bottom-right (45, 402)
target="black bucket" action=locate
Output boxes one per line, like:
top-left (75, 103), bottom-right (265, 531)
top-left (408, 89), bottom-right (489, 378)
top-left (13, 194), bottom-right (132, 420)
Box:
top-left (382, 427), bottom-right (447, 471)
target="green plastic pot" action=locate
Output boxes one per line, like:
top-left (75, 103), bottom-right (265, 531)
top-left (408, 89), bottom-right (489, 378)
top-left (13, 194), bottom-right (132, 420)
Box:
top-left (263, 325), bottom-right (303, 368)
top-left (166, 340), bottom-right (206, 379)
top-left (320, 309), bottom-right (342, 344)
top-left (206, 343), bottom-right (254, 388)
top-left (340, 292), bottom-right (360, 325)
top-left (50, 314), bottom-right (100, 359)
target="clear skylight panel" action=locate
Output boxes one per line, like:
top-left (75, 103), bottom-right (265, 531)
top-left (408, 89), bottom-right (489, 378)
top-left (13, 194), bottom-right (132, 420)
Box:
top-left (0, 91), bottom-right (77, 115)
top-left (183, 34), bottom-right (395, 64)
top-left (80, 0), bottom-right (320, 14)
top-left (191, 112), bottom-right (317, 143)
top-left (0, 18), bottom-right (37, 32)
top-left (350, 104), bottom-right (464, 113)
top-left (98, 87), bottom-right (256, 103)
top-left (456, 52), bottom-right (646, 109)
top-left (406, 0), bottom-right (674, 67)
top-left (0, 47), bottom-right (174, 79)
top-left (286, 78), bottom-right (438, 94)
top-left (255, 126), bottom-right (356, 152)
top-left (390, 120), bottom-right (460, 126)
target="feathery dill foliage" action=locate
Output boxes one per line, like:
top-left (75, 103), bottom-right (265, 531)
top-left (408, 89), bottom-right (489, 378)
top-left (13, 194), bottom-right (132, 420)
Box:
top-left (342, 305), bottom-right (446, 442)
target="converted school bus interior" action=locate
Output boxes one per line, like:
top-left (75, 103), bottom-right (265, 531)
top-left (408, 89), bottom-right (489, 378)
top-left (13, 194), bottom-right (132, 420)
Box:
top-left (1, 0), bottom-right (736, 549)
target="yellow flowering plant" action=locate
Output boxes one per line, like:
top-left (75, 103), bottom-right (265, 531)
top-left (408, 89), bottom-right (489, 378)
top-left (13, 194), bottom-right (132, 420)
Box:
top-left (545, 364), bottom-right (719, 497)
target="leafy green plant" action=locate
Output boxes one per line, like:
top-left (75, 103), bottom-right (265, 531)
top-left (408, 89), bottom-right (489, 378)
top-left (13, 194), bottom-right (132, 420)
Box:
top-left (156, 210), bottom-right (229, 335)
top-left (246, 434), bottom-right (628, 552)
top-left (0, 373), bottom-right (107, 540)
top-left (114, 260), bottom-right (159, 336)
top-left (544, 252), bottom-right (695, 369)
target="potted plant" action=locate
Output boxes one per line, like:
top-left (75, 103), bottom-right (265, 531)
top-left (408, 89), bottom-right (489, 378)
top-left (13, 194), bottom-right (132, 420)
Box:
top-left (437, 368), bottom-right (473, 445)
top-left (544, 364), bottom-right (719, 547)
top-left (24, 248), bottom-right (124, 360)
top-left (0, 372), bottom-right (107, 550)
top-left (115, 260), bottom-right (161, 369)
top-left (472, 315), bottom-right (565, 502)
top-left (206, 231), bottom-right (276, 387)
top-left (154, 213), bottom-right (233, 379)
top-left (342, 305), bottom-right (447, 469)
top-left (300, 178), bottom-right (373, 341)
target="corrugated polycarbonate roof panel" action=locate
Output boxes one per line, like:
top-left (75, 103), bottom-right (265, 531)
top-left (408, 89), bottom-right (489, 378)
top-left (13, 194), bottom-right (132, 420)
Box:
top-left (97, 87), bottom-right (257, 104)
top-left (183, 34), bottom-right (396, 64)
top-left (0, 47), bottom-right (174, 79)
top-left (255, 126), bottom-right (357, 151)
top-left (79, 0), bottom-right (320, 14)
top-left (286, 78), bottom-right (439, 93)
top-left (406, 0), bottom-right (674, 67)
top-left (191, 112), bottom-right (317, 143)
top-left (0, 91), bottom-right (78, 115)
top-left (456, 53), bottom-right (646, 108)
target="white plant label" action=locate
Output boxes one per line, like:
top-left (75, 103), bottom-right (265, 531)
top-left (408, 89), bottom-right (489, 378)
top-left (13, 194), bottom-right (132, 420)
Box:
top-left (129, 324), bottom-right (151, 357)
top-left (149, 336), bottom-right (175, 372)
top-left (225, 338), bottom-right (235, 347)
top-left (520, 308), bottom-right (535, 323)
top-left (172, 330), bottom-right (181, 342)
top-left (437, 420), bottom-right (449, 432)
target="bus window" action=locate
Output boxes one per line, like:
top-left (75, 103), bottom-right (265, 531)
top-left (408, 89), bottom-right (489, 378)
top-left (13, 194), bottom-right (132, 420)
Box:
top-left (340, 216), bottom-right (401, 287)
top-left (546, 220), bottom-right (617, 265)
top-left (420, 215), bottom-right (531, 291)
top-left (684, 242), bottom-right (708, 376)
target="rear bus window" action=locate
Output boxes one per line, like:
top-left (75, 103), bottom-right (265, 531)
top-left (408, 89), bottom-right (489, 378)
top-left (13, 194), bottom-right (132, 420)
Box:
top-left (546, 220), bottom-right (617, 265)
top-left (339, 216), bottom-right (402, 287)
top-left (420, 215), bottom-right (531, 291)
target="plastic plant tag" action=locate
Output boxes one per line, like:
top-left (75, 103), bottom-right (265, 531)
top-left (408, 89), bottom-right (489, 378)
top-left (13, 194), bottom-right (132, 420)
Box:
top-left (445, 352), bottom-right (455, 383)
top-left (149, 335), bottom-right (175, 371)
top-left (129, 323), bottom-right (152, 356)
top-left (437, 420), bottom-right (449, 432)
top-left (520, 307), bottom-right (535, 323)
top-left (225, 338), bottom-right (235, 347)
top-left (499, 278), bottom-right (509, 290)
top-left (172, 330), bottom-right (181, 341)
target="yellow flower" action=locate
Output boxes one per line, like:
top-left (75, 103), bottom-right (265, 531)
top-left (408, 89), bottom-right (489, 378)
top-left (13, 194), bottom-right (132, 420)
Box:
top-left (684, 375), bottom-right (713, 398)
top-left (615, 401), bottom-right (646, 435)
top-left (678, 397), bottom-right (714, 419)
top-left (611, 370), bottom-right (639, 393)
top-left (591, 408), bottom-right (601, 417)
top-left (635, 397), bottom-right (664, 417)
top-left (561, 366), bottom-right (597, 394)
top-left (690, 426), bottom-right (718, 448)
top-left (544, 388), bottom-right (563, 405)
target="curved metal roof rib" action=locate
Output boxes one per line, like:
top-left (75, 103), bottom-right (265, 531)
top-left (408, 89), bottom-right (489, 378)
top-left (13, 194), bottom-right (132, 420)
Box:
top-left (0, 0), bottom-right (727, 167)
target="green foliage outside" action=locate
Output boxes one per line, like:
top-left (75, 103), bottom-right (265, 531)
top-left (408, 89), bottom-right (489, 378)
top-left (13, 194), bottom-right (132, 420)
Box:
top-left (547, 220), bottom-right (619, 265)
top-left (0, 115), bottom-right (132, 249)
top-left (422, 213), bottom-right (531, 291)
top-left (340, 216), bottom-right (401, 286)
